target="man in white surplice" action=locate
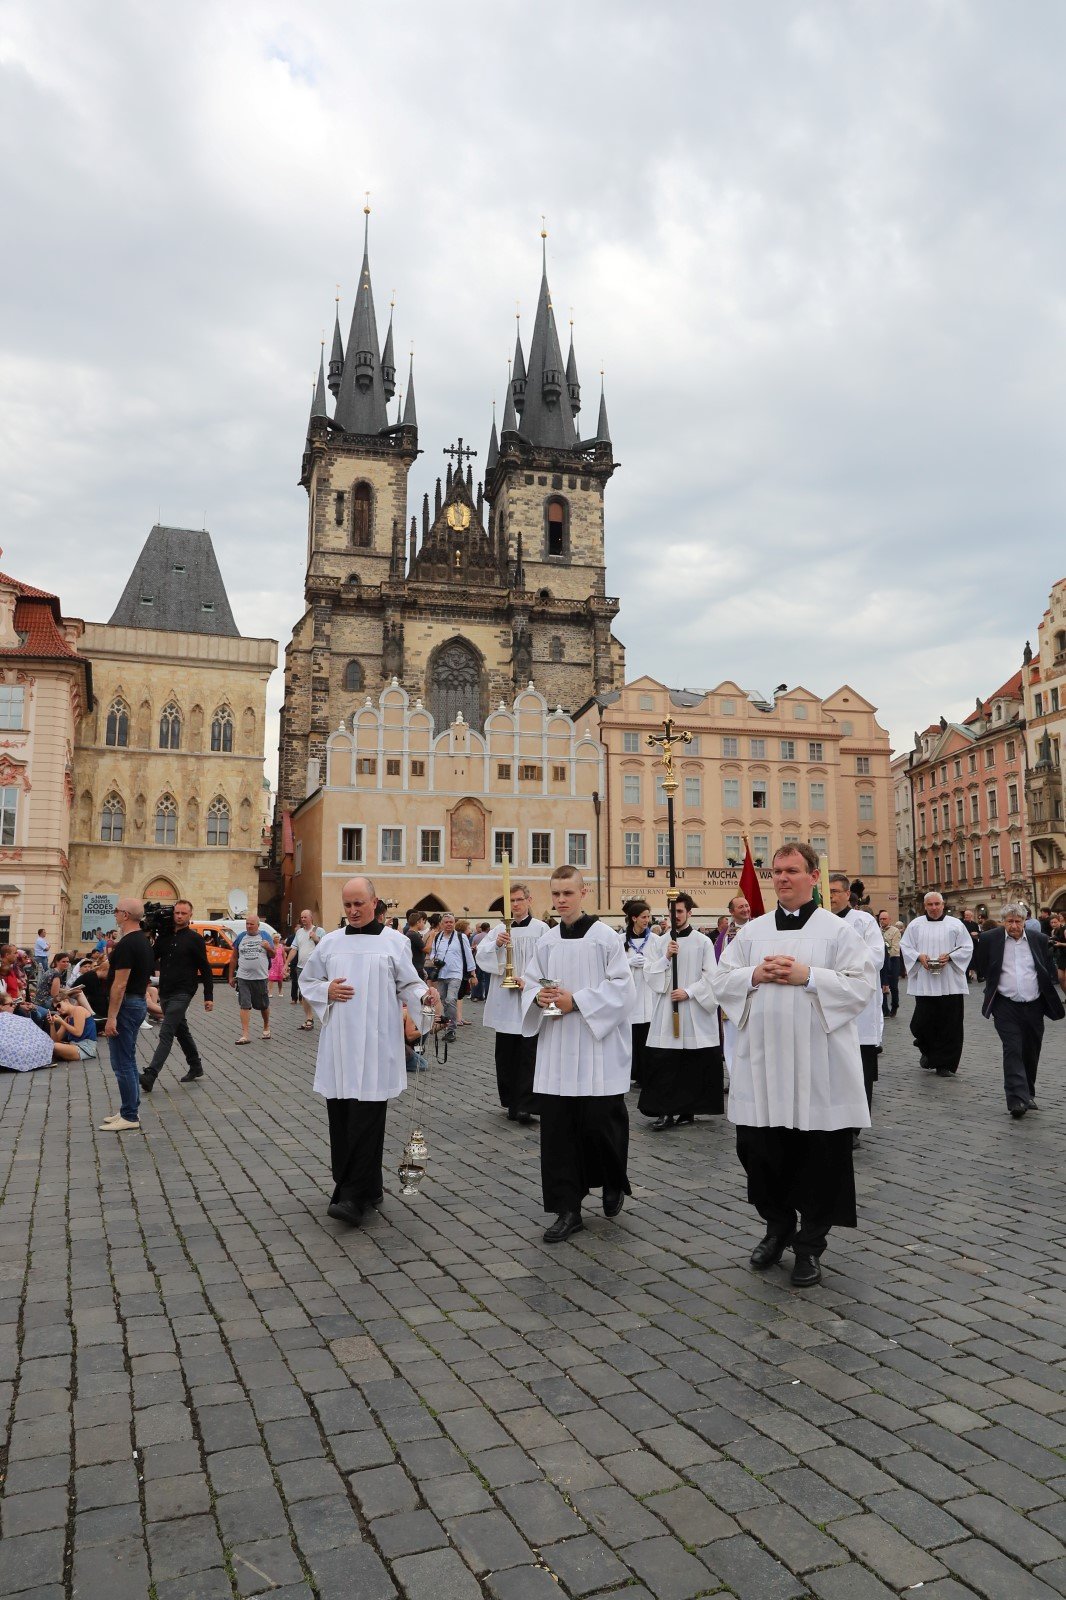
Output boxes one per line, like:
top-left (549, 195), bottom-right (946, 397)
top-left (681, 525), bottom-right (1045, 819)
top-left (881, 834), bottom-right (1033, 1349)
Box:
top-left (521, 866), bottom-right (635, 1244)
top-left (476, 881), bottom-right (549, 1125)
top-left (300, 876), bottom-right (437, 1227)
top-left (717, 844), bottom-right (877, 1289)
top-left (828, 872), bottom-right (885, 1148)
top-left (899, 891), bottom-right (973, 1077)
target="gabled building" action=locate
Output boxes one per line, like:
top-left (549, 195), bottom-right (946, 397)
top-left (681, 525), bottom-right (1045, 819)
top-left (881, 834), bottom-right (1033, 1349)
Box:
top-left (909, 671), bottom-right (1029, 914)
top-left (68, 525), bottom-right (277, 931)
top-left (277, 216), bottom-right (625, 881)
top-left (1023, 578), bottom-right (1066, 908)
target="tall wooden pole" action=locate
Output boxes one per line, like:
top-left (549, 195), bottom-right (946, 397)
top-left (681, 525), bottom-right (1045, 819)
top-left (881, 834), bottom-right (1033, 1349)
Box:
top-left (648, 717), bottom-right (692, 1038)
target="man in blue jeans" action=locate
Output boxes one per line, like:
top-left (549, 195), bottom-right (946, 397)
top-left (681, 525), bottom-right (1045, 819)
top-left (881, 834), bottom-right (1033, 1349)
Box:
top-left (101, 898), bottom-right (155, 1132)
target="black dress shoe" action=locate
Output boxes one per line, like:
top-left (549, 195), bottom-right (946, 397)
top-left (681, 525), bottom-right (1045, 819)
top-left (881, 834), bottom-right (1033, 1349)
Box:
top-left (326, 1199), bottom-right (364, 1226)
top-left (138, 1073), bottom-right (155, 1093)
top-left (517, 1111), bottom-right (536, 1125)
top-left (543, 1211), bottom-right (584, 1243)
top-left (651, 1115), bottom-right (675, 1131)
top-left (919, 1054), bottom-right (932, 1069)
top-left (935, 1068), bottom-right (953, 1077)
top-left (1009, 1102), bottom-right (1027, 1119)
top-left (1027, 1098), bottom-right (1040, 1111)
top-left (852, 1131), bottom-right (861, 1148)
top-left (676, 1113), bottom-right (695, 1125)
top-left (507, 1108), bottom-right (518, 1120)
top-left (179, 1068), bottom-right (204, 1083)
top-left (791, 1252), bottom-right (822, 1287)
top-left (749, 1233), bottom-right (791, 1269)
top-left (602, 1189), bottom-right (624, 1218)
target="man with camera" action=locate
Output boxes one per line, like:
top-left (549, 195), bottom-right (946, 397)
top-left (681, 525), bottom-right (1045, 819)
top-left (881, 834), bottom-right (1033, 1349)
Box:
top-left (425, 912), bottom-right (474, 1043)
top-left (139, 898), bottom-right (214, 1092)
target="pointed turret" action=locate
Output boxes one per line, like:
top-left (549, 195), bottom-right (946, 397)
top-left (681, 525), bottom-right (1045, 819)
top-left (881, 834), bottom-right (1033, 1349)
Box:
top-left (311, 344), bottom-right (329, 420)
top-left (516, 230), bottom-right (578, 449)
top-left (334, 208), bottom-right (390, 435)
top-left (402, 354), bottom-right (417, 428)
top-left (381, 303), bottom-right (396, 403)
top-left (328, 298), bottom-right (344, 396)
top-left (512, 319), bottom-right (527, 415)
top-left (595, 375), bottom-right (611, 445)
top-left (486, 403), bottom-right (499, 472)
top-left (501, 380), bottom-right (518, 436)
top-left (566, 322), bottom-right (581, 415)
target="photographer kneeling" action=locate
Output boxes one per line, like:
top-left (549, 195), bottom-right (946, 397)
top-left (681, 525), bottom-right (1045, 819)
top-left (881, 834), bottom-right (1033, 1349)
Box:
top-left (139, 898), bottom-right (214, 1093)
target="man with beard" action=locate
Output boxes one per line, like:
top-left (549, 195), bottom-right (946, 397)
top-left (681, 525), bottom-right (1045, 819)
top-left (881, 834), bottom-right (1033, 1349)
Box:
top-left (900, 892), bottom-right (973, 1076)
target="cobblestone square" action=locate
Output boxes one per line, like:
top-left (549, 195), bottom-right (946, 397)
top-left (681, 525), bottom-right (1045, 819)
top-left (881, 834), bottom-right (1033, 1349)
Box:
top-left (3, 985), bottom-right (1066, 1598)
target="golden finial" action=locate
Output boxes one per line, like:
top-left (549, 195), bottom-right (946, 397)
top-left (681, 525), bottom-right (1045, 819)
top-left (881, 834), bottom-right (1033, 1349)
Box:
top-left (390, 288), bottom-right (396, 310)
top-left (540, 214), bottom-right (547, 239)
top-left (507, 357), bottom-right (512, 380)
top-left (335, 283), bottom-right (340, 304)
top-left (515, 300), bottom-right (521, 322)
top-left (569, 305), bottom-right (574, 328)
top-left (364, 191), bottom-right (371, 214)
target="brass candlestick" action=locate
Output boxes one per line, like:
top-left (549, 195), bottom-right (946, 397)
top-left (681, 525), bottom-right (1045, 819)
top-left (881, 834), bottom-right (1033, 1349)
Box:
top-left (501, 851), bottom-right (521, 989)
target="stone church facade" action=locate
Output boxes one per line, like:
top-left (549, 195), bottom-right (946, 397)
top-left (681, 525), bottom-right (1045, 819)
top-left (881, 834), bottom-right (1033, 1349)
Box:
top-left (277, 218), bottom-right (626, 855)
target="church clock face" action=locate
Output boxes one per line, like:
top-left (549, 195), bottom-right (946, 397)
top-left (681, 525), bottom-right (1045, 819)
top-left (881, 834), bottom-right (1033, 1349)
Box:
top-left (446, 502), bottom-right (471, 531)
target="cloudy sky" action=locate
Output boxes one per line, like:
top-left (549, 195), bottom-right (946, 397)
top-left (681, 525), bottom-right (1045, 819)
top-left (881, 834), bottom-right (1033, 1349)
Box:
top-left (4, 0), bottom-right (1066, 771)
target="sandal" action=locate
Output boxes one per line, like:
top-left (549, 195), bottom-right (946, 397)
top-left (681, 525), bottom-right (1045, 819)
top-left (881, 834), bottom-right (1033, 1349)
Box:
top-left (299, 1020), bottom-right (314, 1031)
top-left (261, 1031), bottom-right (272, 1040)
top-left (235, 1036), bottom-right (250, 1045)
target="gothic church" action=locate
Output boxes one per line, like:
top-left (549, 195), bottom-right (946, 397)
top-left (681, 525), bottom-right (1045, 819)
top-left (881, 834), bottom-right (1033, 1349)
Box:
top-left (277, 215), bottom-right (626, 818)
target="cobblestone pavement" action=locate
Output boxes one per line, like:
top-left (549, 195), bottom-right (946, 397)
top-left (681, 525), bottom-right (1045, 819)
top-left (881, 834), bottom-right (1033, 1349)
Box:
top-left (3, 985), bottom-right (1066, 1599)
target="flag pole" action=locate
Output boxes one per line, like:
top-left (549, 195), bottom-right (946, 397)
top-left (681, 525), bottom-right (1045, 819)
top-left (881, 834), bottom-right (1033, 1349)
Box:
top-left (649, 717), bottom-right (692, 1038)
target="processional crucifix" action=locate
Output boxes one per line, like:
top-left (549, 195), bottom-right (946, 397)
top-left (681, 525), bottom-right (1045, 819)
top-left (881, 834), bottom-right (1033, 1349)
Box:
top-left (648, 717), bottom-right (692, 1036)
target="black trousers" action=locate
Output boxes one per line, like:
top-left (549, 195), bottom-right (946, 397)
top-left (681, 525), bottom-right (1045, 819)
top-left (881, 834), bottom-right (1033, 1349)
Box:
top-left (630, 1022), bottom-right (650, 1087)
top-left (736, 1125), bottom-right (856, 1256)
top-left (326, 1099), bottom-right (388, 1206)
top-left (860, 1043), bottom-right (879, 1113)
top-left (638, 1045), bottom-right (724, 1118)
top-left (881, 956), bottom-right (900, 1012)
top-left (146, 991), bottom-right (201, 1079)
top-left (540, 1094), bottom-right (630, 1214)
top-left (910, 994), bottom-right (965, 1073)
top-left (991, 996), bottom-right (1044, 1106)
top-left (290, 961), bottom-right (301, 1002)
top-left (494, 1031), bottom-right (539, 1115)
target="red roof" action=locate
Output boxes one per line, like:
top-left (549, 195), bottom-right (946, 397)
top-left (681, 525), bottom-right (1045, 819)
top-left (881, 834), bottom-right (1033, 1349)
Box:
top-left (966, 668), bottom-right (1024, 723)
top-left (0, 571), bottom-right (78, 660)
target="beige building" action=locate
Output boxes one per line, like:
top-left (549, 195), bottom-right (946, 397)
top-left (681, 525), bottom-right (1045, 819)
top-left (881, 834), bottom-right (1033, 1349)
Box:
top-left (0, 567), bottom-right (92, 948)
top-left (891, 751), bottom-right (918, 918)
top-left (1023, 579), bottom-right (1066, 908)
top-left (289, 681), bottom-right (603, 924)
top-left (69, 526), bottom-right (277, 931)
top-left (594, 675), bottom-right (895, 917)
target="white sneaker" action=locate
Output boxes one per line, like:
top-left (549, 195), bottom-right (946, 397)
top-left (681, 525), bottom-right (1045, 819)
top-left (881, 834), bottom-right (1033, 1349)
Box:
top-left (99, 1116), bottom-right (141, 1132)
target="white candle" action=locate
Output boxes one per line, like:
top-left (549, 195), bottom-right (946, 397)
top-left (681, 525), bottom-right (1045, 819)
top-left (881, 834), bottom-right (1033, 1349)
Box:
top-left (502, 851), bottom-right (511, 905)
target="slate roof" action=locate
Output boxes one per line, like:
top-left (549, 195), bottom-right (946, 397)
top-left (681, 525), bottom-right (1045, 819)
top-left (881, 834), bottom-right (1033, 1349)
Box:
top-left (108, 526), bottom-right (240, 637)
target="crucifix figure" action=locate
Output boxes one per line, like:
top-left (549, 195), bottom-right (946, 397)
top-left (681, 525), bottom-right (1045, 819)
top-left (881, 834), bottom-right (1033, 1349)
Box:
top-left (647, 716), bottom-right (692, 797)
top-left (443, 438), bottom-right (477, 470)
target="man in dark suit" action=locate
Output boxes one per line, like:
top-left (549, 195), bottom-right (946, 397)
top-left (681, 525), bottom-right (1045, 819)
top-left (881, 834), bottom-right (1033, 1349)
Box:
top-left (975, 903), bottom-right (1064, 1118)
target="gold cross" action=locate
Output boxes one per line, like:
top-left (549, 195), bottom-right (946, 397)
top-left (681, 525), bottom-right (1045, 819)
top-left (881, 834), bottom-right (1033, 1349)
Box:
top-left (647, 716), bottom-right (692, 795)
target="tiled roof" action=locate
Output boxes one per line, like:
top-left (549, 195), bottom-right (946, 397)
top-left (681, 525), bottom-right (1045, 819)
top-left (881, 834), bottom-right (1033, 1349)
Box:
top-left (0, 572), bottom-right (78, 660)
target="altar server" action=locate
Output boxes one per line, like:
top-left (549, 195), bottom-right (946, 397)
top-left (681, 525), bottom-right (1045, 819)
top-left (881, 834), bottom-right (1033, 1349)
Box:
top-left (900, 892), bottom-right (973, 1076)
top-left (476, 881), bottom-right (549, 1124)
top-left (521, 866), bottom-right (635, 1243)
top-left (638, 892), bottom-right (723, 1129)
top-left (828, 873), bottom-right (885, 1144)
top-left (622, 899), bottom-right (655, 1088)
top-left (301, 876), bottom-right (436, 1226)
top-left (717, 843), bottom-right (877, 1288)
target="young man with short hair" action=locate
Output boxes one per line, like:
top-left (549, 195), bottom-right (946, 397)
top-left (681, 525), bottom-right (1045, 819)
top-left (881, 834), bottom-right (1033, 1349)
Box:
top-left (521, 866), bottom-right (635, 1242)
top-left (101, 900), bottom-right (155, 1132)
top-left (477, 883), bottom-right (548, 1124)
top-left (230, 914), bottom-right (276, 1043)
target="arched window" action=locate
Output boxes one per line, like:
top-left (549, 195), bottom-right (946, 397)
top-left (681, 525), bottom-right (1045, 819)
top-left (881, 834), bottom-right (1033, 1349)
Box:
top-left (210, 706), bottom-right (233, 752)
top-left (155, 793), bottom-right (177, 846)
top-left (159, 702), bottom-right (182, 750)
top-left (100, 792), bottom-right (125, 843)
top-left (206, 796), bottom-right (230, 847)
top-left (344, 660), bottom-right (364, 692)
top-left (352, 483), bottom-right (372, 548)
top-left (105, 698), bottom-right (130, 747)
top-left (430, 638), bottom-right (483, 732)
top-left (549, 635), bottom-right (564, 663)
top-left (545, 496), bottom-right (568, 557)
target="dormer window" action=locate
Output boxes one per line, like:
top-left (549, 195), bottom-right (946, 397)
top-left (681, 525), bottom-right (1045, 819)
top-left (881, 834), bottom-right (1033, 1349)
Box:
top-left (201, 602), bottom-right (214, 613)
top-left (140, 596), bottom-right (154, 606)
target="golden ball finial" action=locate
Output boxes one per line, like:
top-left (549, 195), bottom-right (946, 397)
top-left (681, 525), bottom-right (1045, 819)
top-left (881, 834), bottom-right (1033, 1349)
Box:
top-left (364, 190), bottom-right (371, 215)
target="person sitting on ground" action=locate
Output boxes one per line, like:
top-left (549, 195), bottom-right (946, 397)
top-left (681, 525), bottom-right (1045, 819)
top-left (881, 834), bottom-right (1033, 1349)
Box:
top-left (35, 952), bottom-right (71, 1008)
top-left (48, 991), bottom-right (99, 1062)
top-left (73, 952), bottom-right (109, 1021)
top-left (0, 996), bottom-right (55, 1071)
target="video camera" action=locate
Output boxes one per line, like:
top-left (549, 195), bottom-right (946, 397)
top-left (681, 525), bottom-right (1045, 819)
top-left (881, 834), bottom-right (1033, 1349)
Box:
top-left (143, 901), bottom-right (176, 939)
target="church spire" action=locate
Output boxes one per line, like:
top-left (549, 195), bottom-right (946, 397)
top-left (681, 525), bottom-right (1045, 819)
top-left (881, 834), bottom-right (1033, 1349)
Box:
top-left (381, 293), bottom-right (396, 403)
top-left (312, 341), bottom-right (328, 420)
top-left (402, 352), bottom-right (417, 428)
top-left (595, 371), bottom-right (611, 445)
top-left (566, 314), bottom-right (581, 415)
top-left (515, 223), bottom-right (578, 449)
top-left (501, 374), bottom-right (518, 435)
top-left (511, 309), bottom-right (526, 416)
top-left (333, 201), bottom-right (390, 435)
top-left (486, 401), bottom-right (499, 472)
top-left (328, 292), bottom-right (344, 397)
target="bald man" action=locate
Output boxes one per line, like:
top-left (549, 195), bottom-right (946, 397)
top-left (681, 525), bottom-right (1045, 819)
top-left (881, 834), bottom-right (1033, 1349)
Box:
top-left (101, 897), bottom-right (155, 1131)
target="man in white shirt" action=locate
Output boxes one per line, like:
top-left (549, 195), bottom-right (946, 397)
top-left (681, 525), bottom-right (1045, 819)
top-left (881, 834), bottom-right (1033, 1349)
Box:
top-left (427, 913), bottom-right (474, 1044)
top-left (975, 903), bottom-right (1064, 1117)
top-left (286, 909), bottom-right (325, 1032)
top-left (900, 893), bottom-right (973, 1076)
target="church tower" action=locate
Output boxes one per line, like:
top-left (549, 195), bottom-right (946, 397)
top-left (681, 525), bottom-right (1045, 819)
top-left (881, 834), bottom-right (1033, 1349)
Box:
top-left (277, 219), bottom-right (625, 822)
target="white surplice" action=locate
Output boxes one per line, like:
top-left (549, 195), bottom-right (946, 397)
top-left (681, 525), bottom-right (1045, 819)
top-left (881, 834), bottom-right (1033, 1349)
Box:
top-left (842, 908), bottom-right (886, 1047)
top-left (300, 927), bottom-right (427, 1101)
top-left (476, 918), bottom-right (550, 1034)
top-left (521, 920), bottom-right (634, 1096)
top-left (623, 932), bottom-right (656, 1025)
top-left (900, 915), bottom-right (973, 997)
top-left (644, 929), bottom-right (720, 1050)
top-left (716, 907), bottom-right (877, 1131)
